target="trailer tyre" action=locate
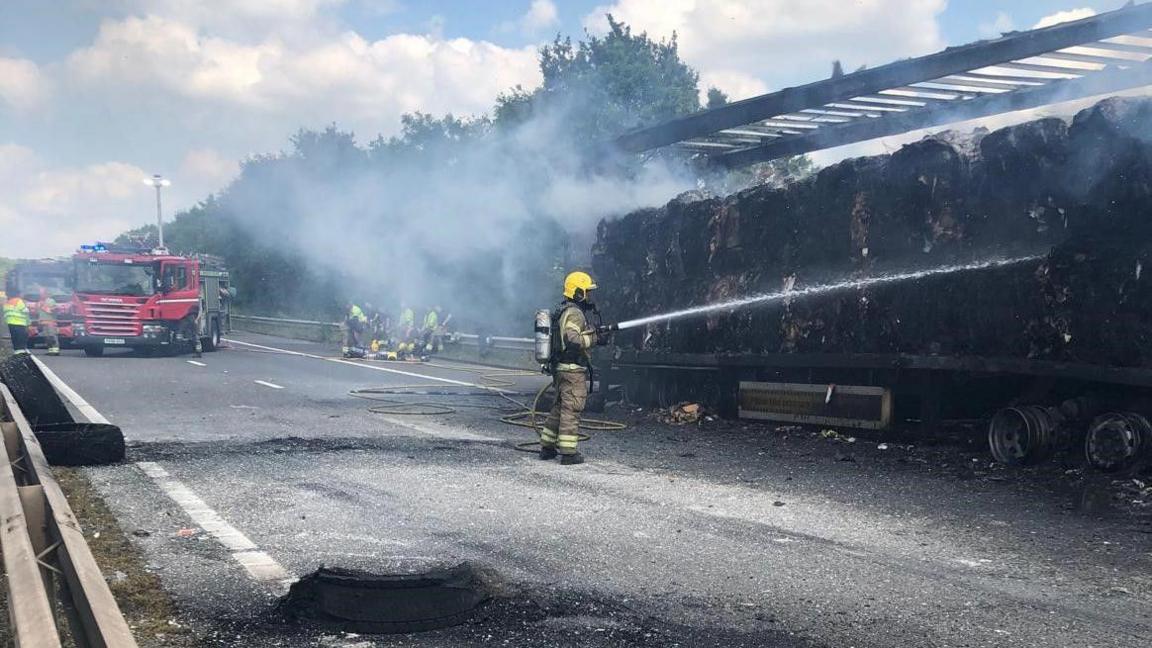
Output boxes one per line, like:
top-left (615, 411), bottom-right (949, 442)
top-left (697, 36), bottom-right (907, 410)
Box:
top-left (83, 345), bottom-right (104, 357)
top-left (32, 423), bottom-right (126, 465)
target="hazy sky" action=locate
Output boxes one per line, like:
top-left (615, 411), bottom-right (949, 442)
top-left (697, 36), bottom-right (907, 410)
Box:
top-left (0, 1), bottom-right (1125, 257)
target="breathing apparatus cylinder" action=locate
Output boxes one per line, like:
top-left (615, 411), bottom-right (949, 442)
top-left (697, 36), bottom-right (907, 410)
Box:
top-left (534, 309), bottom-right (552, 364)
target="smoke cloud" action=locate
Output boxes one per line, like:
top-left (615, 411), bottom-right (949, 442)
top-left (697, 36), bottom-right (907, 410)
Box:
top-left (209, 97), bottom-right (693, 332)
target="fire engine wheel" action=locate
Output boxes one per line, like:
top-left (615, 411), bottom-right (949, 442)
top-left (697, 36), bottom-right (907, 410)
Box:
top-left (203, 319), bottom-right (220, 352)
top-left (83, 345), bottom-right (105, 357)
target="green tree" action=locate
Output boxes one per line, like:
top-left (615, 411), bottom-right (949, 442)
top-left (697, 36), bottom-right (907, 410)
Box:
top-left (495, 15), bottom-right (700, 144)
top-left (705, 87), bottom-right (729, 110)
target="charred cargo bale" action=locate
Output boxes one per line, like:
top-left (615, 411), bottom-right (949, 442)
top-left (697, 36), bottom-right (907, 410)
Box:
top-left (593, 95), bottom-right (1152, 368)
top-left (972, 118), bottom-right (1070, 250)
top-left (804, 157), bottom-right (880, 270)
top-left (1065, 97), bottom-right (1152, 237)
top-left (875, 138), bottom-right (970, 259)
top-left (1031, 239), bottom-right (1152, 367)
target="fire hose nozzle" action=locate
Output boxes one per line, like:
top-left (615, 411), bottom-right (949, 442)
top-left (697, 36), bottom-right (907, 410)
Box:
top-left (595, 323), bottom-right (618, 345)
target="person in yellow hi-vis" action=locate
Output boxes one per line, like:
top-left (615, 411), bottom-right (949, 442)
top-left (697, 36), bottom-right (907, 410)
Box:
top-left (539, 271), bottom-right (609, 465)
top-left (4, 284), bottom-right (31, 354)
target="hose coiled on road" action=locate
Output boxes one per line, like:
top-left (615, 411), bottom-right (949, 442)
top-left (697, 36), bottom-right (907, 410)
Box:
top-left (347, 362), bottom-right (627, 452)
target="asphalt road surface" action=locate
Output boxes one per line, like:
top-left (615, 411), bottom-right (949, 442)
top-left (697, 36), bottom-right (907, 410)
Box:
top-left (36, 331), bottom-right (1152, 647)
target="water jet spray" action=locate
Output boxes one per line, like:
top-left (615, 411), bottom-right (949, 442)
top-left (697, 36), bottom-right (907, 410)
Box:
top-left (612, 255), bottom-right (1044, 331)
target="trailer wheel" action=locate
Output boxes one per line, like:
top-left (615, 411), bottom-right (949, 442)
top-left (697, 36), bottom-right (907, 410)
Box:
top-left (83, 345), bottom-right (104, 357)
top-left (203, 319), bottom-right (220, 352)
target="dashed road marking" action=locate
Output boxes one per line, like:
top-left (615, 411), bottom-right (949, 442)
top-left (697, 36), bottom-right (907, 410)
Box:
top-left (186, 360), bottom-right (207, 367)
top-left (254, 379), bottom-right (284, 390)
top-left (31, 355), bottom-right (112, 425)
top-left (224, 338), bottom-right (516, 393)
top-left (137, 461), bottom-right (291, 585)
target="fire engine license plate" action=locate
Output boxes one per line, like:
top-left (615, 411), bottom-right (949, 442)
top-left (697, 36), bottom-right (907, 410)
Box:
top-left (103, 338), bottom-right (126, 345)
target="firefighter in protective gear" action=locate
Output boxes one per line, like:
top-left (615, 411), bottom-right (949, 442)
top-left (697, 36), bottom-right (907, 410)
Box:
top-left (343, 302), bottom-right (368, 357)
top-left (38, 291), bottom-right (60, 356)
top-left (539, 271), bottom-right (605, 465)
top-left (4, 290), bottom-right (31, 354)
top-left (422, 305), bottom-right (443, 354)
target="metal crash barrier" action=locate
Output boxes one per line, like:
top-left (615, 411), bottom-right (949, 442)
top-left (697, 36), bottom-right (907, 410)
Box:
top-left (230, 314), bottom-right (535, 355)
top-left (0, 384), bottom-right (137, 647)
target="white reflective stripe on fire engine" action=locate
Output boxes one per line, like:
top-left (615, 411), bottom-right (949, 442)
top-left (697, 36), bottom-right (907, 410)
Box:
top-left (156, 298), bottom-right (200, 303)
top-left (31, 356), bottom-right (112, 425)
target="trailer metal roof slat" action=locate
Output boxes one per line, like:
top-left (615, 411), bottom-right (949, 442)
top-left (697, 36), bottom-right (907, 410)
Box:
top-left (825, 101), bottom-right (909, 113)
top-left (958, 70), bottom-right (1052, 84)
top-left (1082, 39), bottom-right (1152, 54)
top-left (1035, 50), bottom-right (1133, 65)
top-left (883, 86), bottom-right (971, 100)
top-left (612, 2), bottom-right (1152, 164)
top-left (930, 75), bottom-right (1033, 90)
top-left (718, 60), bottom-right (1152, 167)
top-left (993, 60), bottom-right (1093, 75)
top-left (852, 95), bottom-right (931, 107)
top-left (800, 107), bottom-right (879, 118)
top-left (914, 81), bottom-right (1011, 94)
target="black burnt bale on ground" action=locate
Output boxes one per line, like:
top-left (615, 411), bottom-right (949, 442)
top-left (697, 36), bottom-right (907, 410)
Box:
top-left (593, 96), bottom-right (1152, 368)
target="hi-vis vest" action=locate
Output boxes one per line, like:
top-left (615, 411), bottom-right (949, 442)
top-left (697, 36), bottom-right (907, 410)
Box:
top-left (39, 297), bottom-right (58, 323)
top-left (423, 310), bottom-right (439, 330)
top-left (4, 297), bottom-right (30, 327)
top-left (348, 304), bottom-right (367, 323)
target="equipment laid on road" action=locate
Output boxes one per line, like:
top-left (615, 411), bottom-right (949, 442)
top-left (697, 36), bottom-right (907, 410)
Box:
top-left (70, 244), bottom-right (233, 357)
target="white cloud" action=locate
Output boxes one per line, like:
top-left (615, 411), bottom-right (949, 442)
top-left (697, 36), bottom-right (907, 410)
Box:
top-left (583, 0), bottom-right (946, 100)
top-left (0, 58), bottom-right (50, 111)
top-left (1034, 8), bottom-right (1096, 30)
top-left (67, 15), bottom-right (541, 129)
top-left (979, 11), bottom-right (1015, 38)
top-left (520, 0), bottom-right (560, 35)
top-left (2, 5), bottom-right (547, 257)
top-left (0, 145), bottom-right (152, 257)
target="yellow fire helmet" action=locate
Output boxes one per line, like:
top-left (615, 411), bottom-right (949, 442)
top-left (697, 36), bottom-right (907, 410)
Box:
top-left (563, 271), bottom-right (598, 302)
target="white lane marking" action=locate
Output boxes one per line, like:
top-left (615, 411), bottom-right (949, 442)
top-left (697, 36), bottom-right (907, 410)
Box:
top-left (224, 338), bottom-right (515, 393)
top-left (186, 360), bottom-right (207, 367)
top-left (30, 355), bottom-right (112, 425)
top-left (254, 380), bottom-right (284, 390)
top-left (136, 462), bottom-right (291, 585)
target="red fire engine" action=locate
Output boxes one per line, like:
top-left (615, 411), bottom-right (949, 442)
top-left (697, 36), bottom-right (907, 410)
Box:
top-left (71, 244), bottom-right (233, 357)
top-left (7, 259), bottom-right (76, 347)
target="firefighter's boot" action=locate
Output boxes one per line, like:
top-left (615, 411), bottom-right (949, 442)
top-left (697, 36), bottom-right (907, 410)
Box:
top-left (560, 452), bottom-right (585, 466)
top-left (47, 346), bottom-right (60, 356)
top-left (539, 446), bottom-right (558, 460)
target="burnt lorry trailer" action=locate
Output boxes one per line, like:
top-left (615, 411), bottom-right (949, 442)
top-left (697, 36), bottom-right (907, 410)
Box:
top-left (593, 96), bottom-right (1152, 473)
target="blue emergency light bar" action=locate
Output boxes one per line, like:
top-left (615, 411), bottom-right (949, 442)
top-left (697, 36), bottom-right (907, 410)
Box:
top-left (79, 244), bottom-right (108, 253)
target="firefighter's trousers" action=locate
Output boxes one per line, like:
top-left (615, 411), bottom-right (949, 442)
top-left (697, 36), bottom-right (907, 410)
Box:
top-left (7, 325), bottom-right (28, 353)
top-left (40, 322), bottom-right (59, 354)
top-left (540, 369), bottom-right (587, 455)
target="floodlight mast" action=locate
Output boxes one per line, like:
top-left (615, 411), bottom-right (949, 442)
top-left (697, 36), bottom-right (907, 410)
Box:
top-left (143, 174), bottom-right (172, 250)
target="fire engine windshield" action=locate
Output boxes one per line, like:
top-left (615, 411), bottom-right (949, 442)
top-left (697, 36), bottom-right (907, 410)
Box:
top-left (20, 273), bottom-right (70, 300)
top-left (75, 262), bottom-right (156, 296)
